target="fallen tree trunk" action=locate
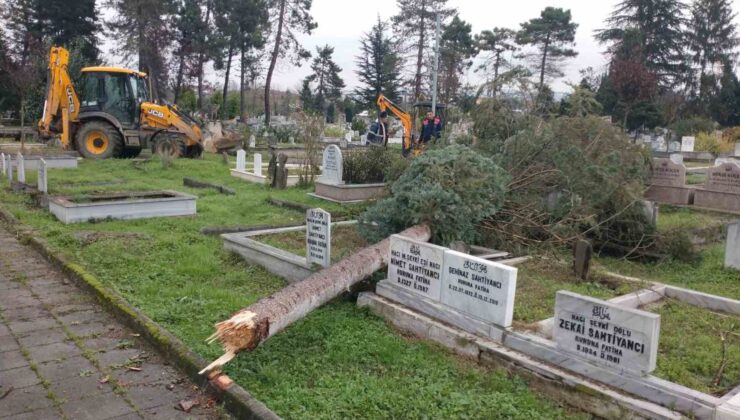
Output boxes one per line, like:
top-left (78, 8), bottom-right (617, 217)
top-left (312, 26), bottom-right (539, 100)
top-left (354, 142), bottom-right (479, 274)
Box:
top-left (200, 223), bottom-right (431, 374)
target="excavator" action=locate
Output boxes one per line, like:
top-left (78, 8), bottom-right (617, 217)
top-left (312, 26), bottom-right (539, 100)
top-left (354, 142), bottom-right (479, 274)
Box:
top-left (376, 94), bottom-right (444, 157)
top-left (38, 46), bottom-right (203, 159)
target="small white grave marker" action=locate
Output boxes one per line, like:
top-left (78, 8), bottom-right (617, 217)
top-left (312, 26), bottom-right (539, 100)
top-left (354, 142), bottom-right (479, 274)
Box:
top-left (254, 153), bottom-right (262, 177)
top-left (249, 135), bottom-right (256, 148)
top-left (669, 153), bottom-right (683, 165)
top-left (236, 149), bottom-right (246, 172)
top-left (306, 208), bottom-right (331, 267)
top-left (344, 132), bottom-right (352, 143)
top-left (735, 142), bottom-right (740, 157)
top-left (726, 222), bottom-right (740, 270)
top-left (1, 153), bottom-right (5, 175)
top-left (38, 158), bottom-right (47, 193)
top-left (388, 235), bottom-right (445, 301)
top-left (553, 291), bottom-right (660, 375)
top-left (318, 145), bottom-right (343, 185)
top-left (5, 154), bottom-right (11, 181)
top-left (16, 153), bottom-right (25, 183)
top-left (440, 250), bottom-right (517, 327)
top-left (681, 136), bottom-right (695, 152)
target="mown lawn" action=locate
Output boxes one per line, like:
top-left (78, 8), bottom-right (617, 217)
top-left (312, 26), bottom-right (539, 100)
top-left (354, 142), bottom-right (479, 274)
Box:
top-left (0, 152), bottom-right (580, 419)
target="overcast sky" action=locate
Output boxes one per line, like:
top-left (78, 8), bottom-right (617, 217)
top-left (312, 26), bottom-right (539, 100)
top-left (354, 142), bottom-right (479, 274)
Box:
top-left (99, 0), bottom-right (740, 95)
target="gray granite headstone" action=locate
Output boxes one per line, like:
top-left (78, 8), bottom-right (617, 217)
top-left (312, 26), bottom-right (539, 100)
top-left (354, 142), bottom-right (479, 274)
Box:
top-left (236, 149), bottom-right (246, 172)
top-left (681, 136), bottom-right (695, 152)
top-left (37, 158), bottom-right (47, 193)
top-left (254, 153), bottom-right (262, 177)
top-left (440, 250), bottom-right (517, 328)
top-left (306, 208), bottom-right (331, 267)
top-left (703, 162), bottom-right (740, 193)
top-left (726, 223), bottom-right (740, 270)
top-left (650, 158), bottom-right (686, 187)
top-left (388, 235), bottom-right (445, 301)
top-left (318, 145), bottom-right (343, 185)
top-left (16, 153), bottom-right (25, 184)
top-left (553, 291), bottom-right (660, 375)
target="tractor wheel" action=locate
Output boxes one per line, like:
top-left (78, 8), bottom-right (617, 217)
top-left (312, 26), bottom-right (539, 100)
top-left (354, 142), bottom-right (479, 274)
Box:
top-left (75, 121), bottom-right (124, 159)
top-left (154, 134), bottom-right (187, 159)
top-left (185, 144), bottom-right (203, 159)
top-left (120, 147), bottom-right (142, 159)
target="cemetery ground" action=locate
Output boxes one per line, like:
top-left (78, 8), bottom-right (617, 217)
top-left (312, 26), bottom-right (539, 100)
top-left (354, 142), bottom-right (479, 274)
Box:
top-left (2, 152), bottom-right (739, 418)
top-left (0, 153), bottom-right (582, 419)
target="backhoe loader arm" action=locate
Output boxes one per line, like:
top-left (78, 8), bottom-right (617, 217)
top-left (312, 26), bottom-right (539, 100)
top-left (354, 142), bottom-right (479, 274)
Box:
top-left (377, 94), bottom-right (413, 153)
top-left (38, 47), bottom-right (80, 148)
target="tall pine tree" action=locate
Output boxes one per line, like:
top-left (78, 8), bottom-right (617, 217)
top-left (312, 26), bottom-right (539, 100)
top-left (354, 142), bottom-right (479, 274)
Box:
top-left (302, 45), bottom-right (345, 119)
top-left (37, 0), bottom-right (99, 61)
top-left (354, 17), bottom-right (403, 108)
top-left (686, 0), bottom-right (738, 108)
top-left (438, 16), bottom-right (476, 104)
top-left (391, 0), bottom-right (455, 102)
top-left (475, 28), bottom-right (518, 98)
top-left (263, 0), bottom-right (316, 125)
top-left (516, 7), bottom-right (578, 90)
top-left (596, 0), bottom-right (687, 89)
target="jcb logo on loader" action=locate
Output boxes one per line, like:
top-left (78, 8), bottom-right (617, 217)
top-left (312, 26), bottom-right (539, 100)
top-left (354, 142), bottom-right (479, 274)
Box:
top-left (66, 87), bottom-right (75, 113)
top-left (147, 109), bottom-right (165, 118)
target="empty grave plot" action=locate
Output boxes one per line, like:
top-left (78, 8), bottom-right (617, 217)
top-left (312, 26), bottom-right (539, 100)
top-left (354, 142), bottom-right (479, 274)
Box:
top-left (642, 299), bottom-right (740, 395)
top-left (512, 259), bottom-right (644, 326)
top-left (49, 190), bottom-right (197, 224)
top-left (255, 223), bottom-right (367, 261)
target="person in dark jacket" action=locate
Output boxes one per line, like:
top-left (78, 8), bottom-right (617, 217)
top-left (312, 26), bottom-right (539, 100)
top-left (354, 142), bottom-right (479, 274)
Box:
top-left (367, 111), bottom-right (390, 147)
top-left (420, 111), bottom-right (442, 143)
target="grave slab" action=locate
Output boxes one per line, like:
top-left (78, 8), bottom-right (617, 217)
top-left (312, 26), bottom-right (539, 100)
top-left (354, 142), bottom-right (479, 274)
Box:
top-left (440, 249), bottom-right (517, 328)
top-left (387, 235), bottom-right (445, 301)
top-left (693, 162), bottom-right (740, 212)
top-left (306, 208), bottom-right (331, 267)
top-left (553, 291), bottom-right (660, 375)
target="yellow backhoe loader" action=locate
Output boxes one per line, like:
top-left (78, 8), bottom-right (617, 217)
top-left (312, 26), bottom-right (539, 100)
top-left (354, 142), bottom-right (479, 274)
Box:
top-left (38, 46), bottom-right (203, 159)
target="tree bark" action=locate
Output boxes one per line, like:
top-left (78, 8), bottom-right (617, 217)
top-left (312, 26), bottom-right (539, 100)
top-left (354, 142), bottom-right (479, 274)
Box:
top-left (221, 42), bottom-right (234, 119)
top-left (240, 42), bottom-right (246, 121)
top-left (174, 49), bottom-right (186, 104)
top-left (264, 0), bottom-right (287, 127)
top-left (199, 224), bottom-right (432, 374)
top-left (413, 9), bottom-right (427, 102)
top-left (197, 0), bottom-right (212, 111)
top-left (539, 34), bottom-right (550, 91)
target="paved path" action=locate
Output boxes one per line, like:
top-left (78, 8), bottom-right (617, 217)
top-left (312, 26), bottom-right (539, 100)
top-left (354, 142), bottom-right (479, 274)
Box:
top-left (0, 229), bottom-right (226, 419)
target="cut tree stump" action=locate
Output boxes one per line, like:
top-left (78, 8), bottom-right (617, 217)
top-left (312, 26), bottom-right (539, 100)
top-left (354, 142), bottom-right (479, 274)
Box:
top-left (200, 223), bottom-right (431, 374)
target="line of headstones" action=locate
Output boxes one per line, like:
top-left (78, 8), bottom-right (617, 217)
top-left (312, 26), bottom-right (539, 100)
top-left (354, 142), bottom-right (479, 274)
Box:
top-left (649, 157), bottom-right (740, 209)
top-left (1, 152), bottom-right (47, 193)
top-left (235, 150), bottom-right (262, 177)
top-left (236, 145), bottom-right (344, 186)
top-left (386, 234), bottom-right (660, 375)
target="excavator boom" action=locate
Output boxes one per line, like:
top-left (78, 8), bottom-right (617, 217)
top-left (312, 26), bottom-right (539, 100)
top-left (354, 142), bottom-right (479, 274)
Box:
top-left (376, 94), bottom-right (413, 155)
top-left (38, 46), bottom-right (79, 148)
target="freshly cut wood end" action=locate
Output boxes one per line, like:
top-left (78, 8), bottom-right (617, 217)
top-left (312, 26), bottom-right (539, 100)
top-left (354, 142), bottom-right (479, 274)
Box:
top-left (199, 350), bottom-right (236, 375)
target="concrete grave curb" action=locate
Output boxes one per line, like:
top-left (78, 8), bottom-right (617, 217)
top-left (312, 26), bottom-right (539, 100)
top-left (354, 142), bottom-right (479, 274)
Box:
top-left (0, 208), bottom-right (280, 420)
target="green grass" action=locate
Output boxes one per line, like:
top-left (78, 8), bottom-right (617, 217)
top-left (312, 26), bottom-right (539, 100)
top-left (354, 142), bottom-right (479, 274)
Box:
top-left (655, 205), bottom-right (734, 233)
top-left (0, 154), bottom-right (577, 419)
top-left (646, 300), bottom-right (740, 395)
top-left (257, 225), bottom-right (367, 261)
top-left (686, 173), bottom-right (706, 185)
top-left (513, 259), bottom-right (644, 325)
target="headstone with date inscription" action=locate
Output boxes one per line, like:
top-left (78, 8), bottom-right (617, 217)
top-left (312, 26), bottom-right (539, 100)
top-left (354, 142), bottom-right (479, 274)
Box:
top-left (553, 291), bottom-right (660, 375)
top-left (387, 235), bottom-right (445, 301)
top-left (440, 250), bottom-right (517, 327)
top-left (306, 208), bottom-right (331, 267)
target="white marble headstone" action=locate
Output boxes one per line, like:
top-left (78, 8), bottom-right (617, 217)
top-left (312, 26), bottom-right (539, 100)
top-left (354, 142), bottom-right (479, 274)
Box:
top-left (669, 153), bottom-right (683, 165)
top-left (553, 291), bottom-right (660, 375)
top-left (681, 136), bottom-right (695, 152)
top-left (387, 235), bottom-right (445, 301)
top-left (249, 135), bottom-right (256, 148)
top-left (344, 132), bottom-right (352, 143)
top-left (5, 154), bottom-right (11, 181)
top-left (254, 153), bottom-right (262, 177)
top-left (38, 158), bottom-right (47, 193)
top-left (318, 145), bottom-right (343, 185)
top-left (306, 208), bottom-right (331, 267)
top-left (16, 153), bottom-right (25, 184)
top-left (440, 250), bottom-right (517, 327)
top-left (735, 142), bottom-right (740, 157)
top-left (236, 149), bottom-right (246, 172)
top-left (726, 222), bottom-right (740, 270)
top-left (668, 141), bottom-right (681, 152)
top-left (0, 153), bottom-right (5, 175)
